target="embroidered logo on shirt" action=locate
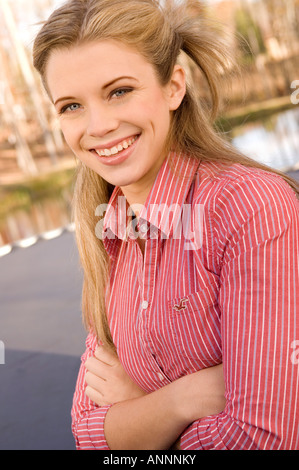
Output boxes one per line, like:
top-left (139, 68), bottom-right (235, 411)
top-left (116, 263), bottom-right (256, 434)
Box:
top-left (173, 298), bottom-right (189, 311)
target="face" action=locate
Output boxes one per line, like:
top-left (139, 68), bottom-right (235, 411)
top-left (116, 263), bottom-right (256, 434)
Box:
top-left (46, 40), bottom-right (185, 204)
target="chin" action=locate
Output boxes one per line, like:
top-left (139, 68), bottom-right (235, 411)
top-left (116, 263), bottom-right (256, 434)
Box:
top-left (105, 169), bottom-right (144, 189)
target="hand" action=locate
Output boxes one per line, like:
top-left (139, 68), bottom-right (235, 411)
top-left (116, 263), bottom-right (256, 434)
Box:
top-left (84, 344), bottom-right (147, 406)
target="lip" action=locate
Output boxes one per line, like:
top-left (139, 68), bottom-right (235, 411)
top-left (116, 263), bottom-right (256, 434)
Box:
top-left (91, 134), bottom-right (139, 152)
top-left (91, 134), bottom-right (140, 166)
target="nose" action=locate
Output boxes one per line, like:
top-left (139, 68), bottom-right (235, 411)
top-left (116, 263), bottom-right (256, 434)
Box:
top-left (86, 103), bottom-right (119, 138)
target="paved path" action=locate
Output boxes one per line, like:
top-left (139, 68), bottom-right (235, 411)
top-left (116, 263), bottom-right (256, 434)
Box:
top-left (0, 231), bottom-right (86, 450)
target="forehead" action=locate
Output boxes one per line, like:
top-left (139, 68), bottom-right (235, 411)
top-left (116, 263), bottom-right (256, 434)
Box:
top-left (45, 40), bottom-right (154, 99)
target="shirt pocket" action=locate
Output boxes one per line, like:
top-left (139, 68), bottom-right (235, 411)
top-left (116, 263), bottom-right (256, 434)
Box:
top-left (168, 287), bottom-right (222, 367)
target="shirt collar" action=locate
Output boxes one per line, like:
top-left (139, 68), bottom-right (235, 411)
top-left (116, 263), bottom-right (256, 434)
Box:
top-left (102, 152), bottom-right (200, 252)
top-left (138, 152), bottom-right (200, 238)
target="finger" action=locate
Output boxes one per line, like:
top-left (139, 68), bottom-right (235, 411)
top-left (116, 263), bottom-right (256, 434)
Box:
top-left (85, 385), bottom-right (110, 407)
top-left (85, 356), bottom-right (112, 379)
top-left (85, 370), bottom-right (106, 391)
top-left (85, 356), bottom-right (100, 371)
top-left (94, 345), bottom-right (118, 366)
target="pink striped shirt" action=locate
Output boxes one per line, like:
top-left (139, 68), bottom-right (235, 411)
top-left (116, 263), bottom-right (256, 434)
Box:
top-left (71, 152), bottom-right (299, 450)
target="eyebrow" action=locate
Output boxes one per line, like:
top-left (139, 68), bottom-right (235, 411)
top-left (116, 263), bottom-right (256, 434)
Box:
top-left (53, 76), bottom-right (138, 106)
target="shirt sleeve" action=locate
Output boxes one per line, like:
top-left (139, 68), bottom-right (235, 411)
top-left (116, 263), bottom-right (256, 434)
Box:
top-left (180, 171), bottom-right (299, 450)
top-left (71, 333), bottom-right (112, 450)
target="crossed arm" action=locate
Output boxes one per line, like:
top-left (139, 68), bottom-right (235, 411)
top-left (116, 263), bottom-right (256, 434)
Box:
top-left (72, 174), bottom-right (299, 450)
top-left (84, 344), bottom-right (225, 450)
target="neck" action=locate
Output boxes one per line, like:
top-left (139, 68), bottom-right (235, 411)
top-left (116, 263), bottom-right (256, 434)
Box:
top-left (120, 184), bottom-right (151, 218)
top-left (120, 154), bottom-right (167, 216)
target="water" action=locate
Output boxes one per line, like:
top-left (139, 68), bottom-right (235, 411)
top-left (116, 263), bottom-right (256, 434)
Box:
top-left (231, 107), bottom-right (299, 171)
top-left (0, 193), bottom-right (74, 255)
top-left (0, 107), bottom-right (299, 254)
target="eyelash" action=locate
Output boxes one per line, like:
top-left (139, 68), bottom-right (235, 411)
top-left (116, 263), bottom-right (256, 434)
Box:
top-left (58, 87), bottom-right (133, 115)
top-left (110, 87), bottom-right (133, 99)
top-left (59, 103), bottom-right (80, 115)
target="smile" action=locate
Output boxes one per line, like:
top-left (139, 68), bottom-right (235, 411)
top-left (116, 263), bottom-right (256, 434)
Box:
top-left (93, 135), bottom-right (139, 157)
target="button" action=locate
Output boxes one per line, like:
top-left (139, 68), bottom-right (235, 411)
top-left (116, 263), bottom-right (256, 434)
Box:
top-left (158, 372), bottom-right (164, 381)
top-left (141, 300), bottom-right (149, 309)
top-left (139, 224), bottom-right (148, 233)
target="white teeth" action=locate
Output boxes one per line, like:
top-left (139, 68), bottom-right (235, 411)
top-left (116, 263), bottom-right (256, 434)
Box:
top-left (94, 135), bottom-right (138, 157)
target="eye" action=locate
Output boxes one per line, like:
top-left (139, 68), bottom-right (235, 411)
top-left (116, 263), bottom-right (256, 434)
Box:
top-left (110, 87), bottom-right (133, 99)
top-left (59, 103), bottom-right (81, 114)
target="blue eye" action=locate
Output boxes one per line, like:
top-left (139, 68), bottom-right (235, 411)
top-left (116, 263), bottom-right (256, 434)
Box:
top-left (68, 103), bottom-right (81, 111)
top-left (59, 103), bottom-right (81, 114)
top-left (114, 90), bottom-right (126, 97)
top-left (111, 87), bottom-right (133, 99)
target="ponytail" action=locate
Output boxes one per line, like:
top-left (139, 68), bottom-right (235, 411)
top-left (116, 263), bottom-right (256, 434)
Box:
top-left (163, 1), bottom-right (232, 120)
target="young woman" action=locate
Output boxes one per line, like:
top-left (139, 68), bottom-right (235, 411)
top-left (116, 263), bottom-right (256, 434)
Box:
top-left (33, 0), bottom-right (299, 450)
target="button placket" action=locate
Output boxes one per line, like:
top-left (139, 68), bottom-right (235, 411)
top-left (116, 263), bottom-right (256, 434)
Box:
top-left (137, 237), bottom-right (158, 357)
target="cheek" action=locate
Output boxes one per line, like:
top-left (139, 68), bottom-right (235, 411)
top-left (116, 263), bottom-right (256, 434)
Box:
top-left (60, 121), bottom-right (80, 150)
top-left (137, 96), bottom-right (171, 136)
top-left (136, 87), bottom-right (170, 119)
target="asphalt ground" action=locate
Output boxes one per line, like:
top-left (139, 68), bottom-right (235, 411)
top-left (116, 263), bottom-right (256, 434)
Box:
top-left (0, 231), bottom-right (87, 450)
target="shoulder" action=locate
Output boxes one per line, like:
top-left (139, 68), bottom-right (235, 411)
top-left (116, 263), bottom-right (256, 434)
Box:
top-left (193, 160), bottom-right (298, 214)
top-left (191, 161), bottom-right (299, 252)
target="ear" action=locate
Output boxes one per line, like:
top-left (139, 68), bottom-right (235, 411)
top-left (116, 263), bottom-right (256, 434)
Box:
top-left (167, 64), bottom-right (186, 111)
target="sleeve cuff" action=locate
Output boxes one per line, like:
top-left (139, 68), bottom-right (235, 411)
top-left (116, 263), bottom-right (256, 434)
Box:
top-left (75, 404), bottom-right (112, 450)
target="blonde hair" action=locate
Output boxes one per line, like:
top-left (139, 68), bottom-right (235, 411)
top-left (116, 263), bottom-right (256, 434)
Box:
top-left (33, 0), bottom-right (299, 350)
